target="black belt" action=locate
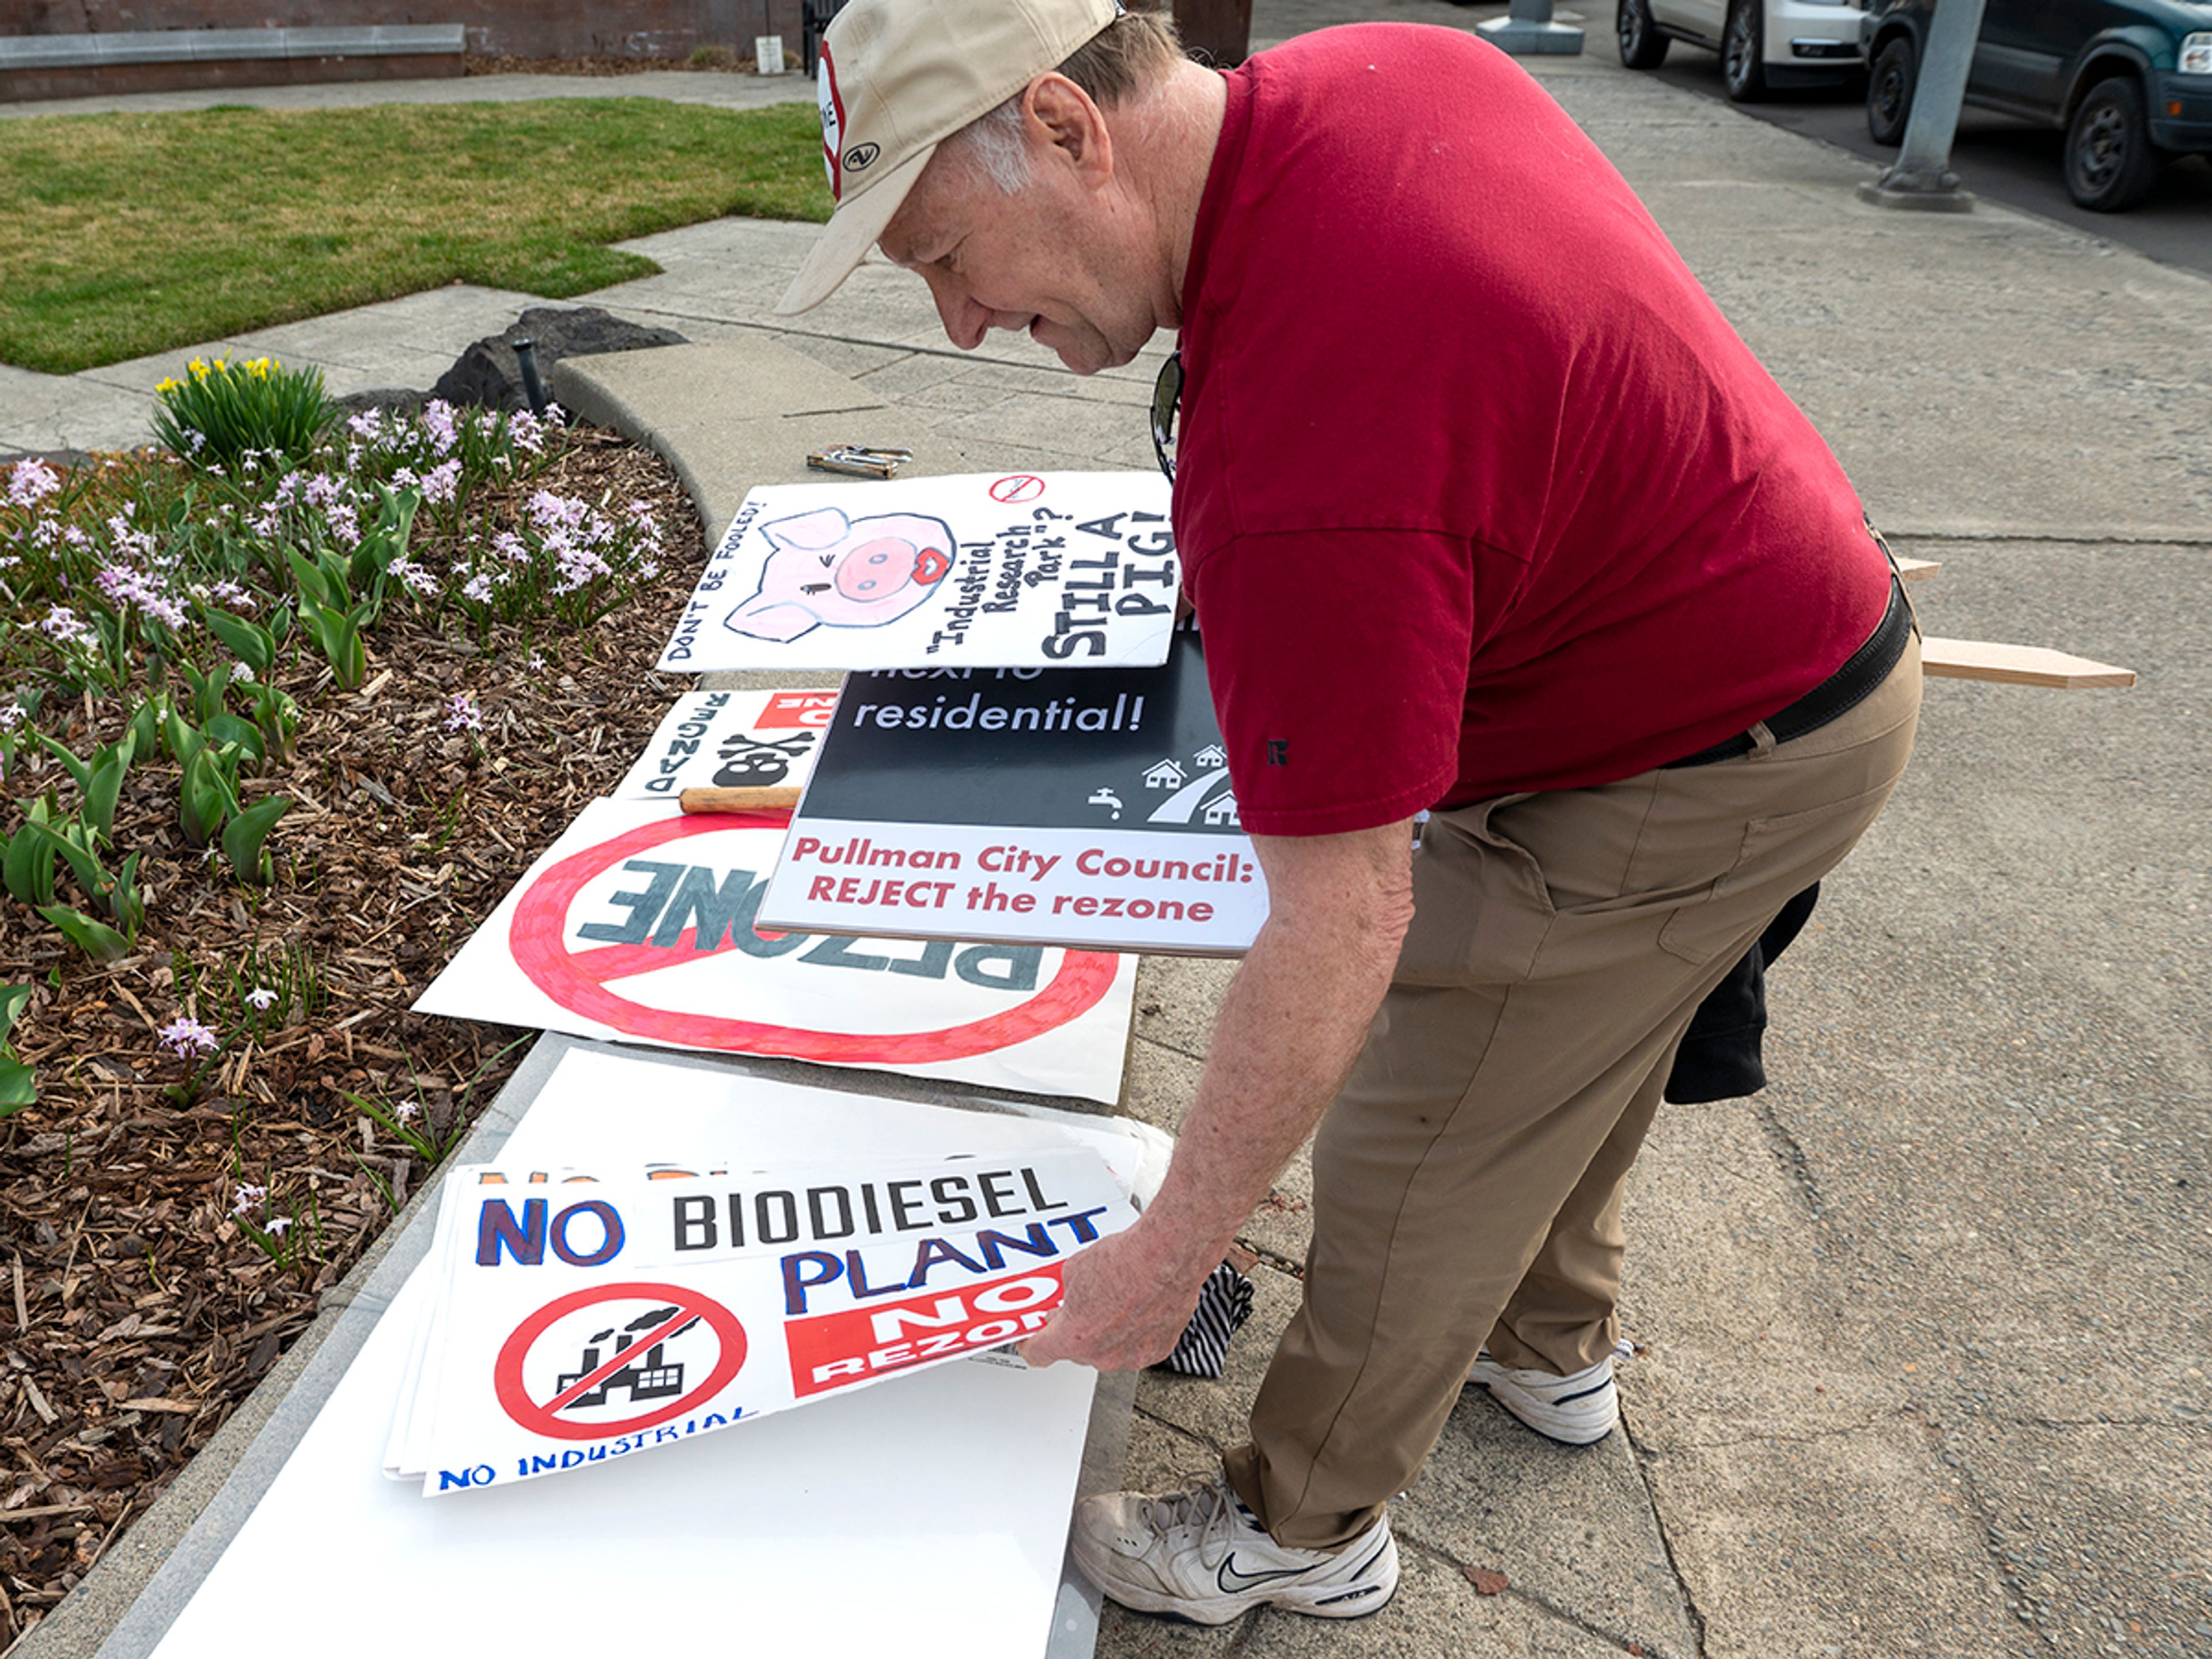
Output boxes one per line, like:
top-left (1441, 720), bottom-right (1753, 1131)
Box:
top-left (1664, 576), bottom-right (1914, 769)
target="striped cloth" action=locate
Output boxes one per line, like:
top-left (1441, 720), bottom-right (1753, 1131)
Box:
top-left (1155, 1260), bottom-right (1256, 1379)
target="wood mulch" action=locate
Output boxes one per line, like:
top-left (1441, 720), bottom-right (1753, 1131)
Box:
top-left (0, 427), bottom-right (704, 1646)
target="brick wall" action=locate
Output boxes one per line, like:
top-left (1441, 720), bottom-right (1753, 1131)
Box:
top-left (5, 0), bottom-right (808, 63)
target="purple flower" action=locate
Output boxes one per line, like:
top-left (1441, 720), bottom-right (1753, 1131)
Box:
top-left (264, 1215), bottom-right (293, 1237)
top-left (231, 1181), bottom-right (268, 1217)
top-left (394, 1097), bottom-right (421, 1123)
top-left (7, 459), bottom-right (60, 507)
top-left (37, 605), bottom-right (98, 649)
top-left (424, 399), bottom-right (460, 457)
top-left (444, 693), bottom-right (483, 733)
top-left (419, 459), bottom-right (463, 505)
top-left (245, 986), bottom-right (278, 1011)
top-left (388, 556), bottom-right (441, 597)
top-left (158, 1014), bottom-right (220, 1058)
top-left (461, 573), bottom-right (497, 604)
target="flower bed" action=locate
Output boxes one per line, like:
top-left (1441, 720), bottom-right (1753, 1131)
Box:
top-left (0, 361), bottom-right (704, 1641)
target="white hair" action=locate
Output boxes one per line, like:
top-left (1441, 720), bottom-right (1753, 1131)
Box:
top-left (948, 96), bottom-right (1032, 195)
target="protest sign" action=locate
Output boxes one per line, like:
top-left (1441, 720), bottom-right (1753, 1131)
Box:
top-left (397, 1146), bottom-right (1134, 1495)
top-left (157, 1051), bottom-right (1160, 1659)
top-left (762, 630), bottom-right (1266, 953)
top-left (611, 686), bottom-right (838, 800)
top-left (382, 1050), bottom-right (1170, 1495)
top-left (655, 472), bottom-right (1180, 672)
top-left (413, 798), bottom-right (1137, 1103)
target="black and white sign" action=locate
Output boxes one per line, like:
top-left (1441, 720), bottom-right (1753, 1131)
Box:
top-left (762, 632), bottom-right (1266, 953)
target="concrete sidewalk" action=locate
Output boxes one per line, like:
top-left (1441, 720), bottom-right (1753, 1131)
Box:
top-left (6, 7), bottom-right (2207, 1657)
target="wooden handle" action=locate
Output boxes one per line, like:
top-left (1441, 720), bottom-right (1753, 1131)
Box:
top-left (679, 786), bottom-right (802, 813)
top-left (1921, 638), bottom-right (2135, 689)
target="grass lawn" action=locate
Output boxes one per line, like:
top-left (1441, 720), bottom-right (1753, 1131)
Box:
top-left (0, 98), bottom-right (831, 375)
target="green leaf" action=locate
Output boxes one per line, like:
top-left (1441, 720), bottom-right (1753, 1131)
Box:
top-left (162, 705), bottom-right (204, 767)
top-left (3, 823), bottom-right (58, 907)
top-left (202, 608), bottom-right (276, 677)
top-left (204, 713), bottom-right (266, 766)
top-left (36, 904), bottom-right (130, 964)
top-left (0, 1059), bottom-right (34, 1114)
top-left (109, 852), bottom-right (144, 935)
top-left (222, 796), bottom-right (292, 885)
top-left (25, 819), bottom-right (106, 900)
top-left (287, 548), bottom-right (342, 611)
top-left (179, 748), bottom-right (230, 846)
top-left (32, 734), bottom-right (92, 796)
top-left (82, 733), bottom-right (136, 843)
top-left (126, 694), bottom-right (165, 762)
top-left (0, 984), bottom-right (29, 1046)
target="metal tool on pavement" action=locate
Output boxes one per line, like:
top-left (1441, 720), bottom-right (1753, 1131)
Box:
top-left (805, 444), bottom-right (914, 479)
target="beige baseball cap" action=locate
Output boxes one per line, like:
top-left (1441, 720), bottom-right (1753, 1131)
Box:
top-left (774, 0), bottom-right (1122, 316)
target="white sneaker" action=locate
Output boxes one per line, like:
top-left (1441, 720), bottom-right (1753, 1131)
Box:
top-left (1070, 1471), bottom-right (1399, 1625)
top-left (1467, 1337), bottom-right (1636, 1446)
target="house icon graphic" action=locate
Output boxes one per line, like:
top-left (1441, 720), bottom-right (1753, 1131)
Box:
top-left (1202, 791), bottom-right (1240, 827)
top-left (1195, 743), bottom-right (1226, 770)
top-left (1143, 759), bottom-right (1187, 790)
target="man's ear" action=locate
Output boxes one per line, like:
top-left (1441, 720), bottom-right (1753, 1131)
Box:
top-left (1024, 73), bottom-right (1114, 184)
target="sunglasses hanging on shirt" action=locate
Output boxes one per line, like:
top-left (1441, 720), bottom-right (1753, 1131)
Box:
top-left (1151, 348), bottom-right (1182, 483)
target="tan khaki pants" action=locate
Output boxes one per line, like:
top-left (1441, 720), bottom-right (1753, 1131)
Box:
top-left (1225, 641), bottom-right (1922, 1550)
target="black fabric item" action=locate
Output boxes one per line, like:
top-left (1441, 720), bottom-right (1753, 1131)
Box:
top-left (1664, 883), bottom-right (1821, 1105)
top-left (1155, 1260), bottom-right (1256, 1378)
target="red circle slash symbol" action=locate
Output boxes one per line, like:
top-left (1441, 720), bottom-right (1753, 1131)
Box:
top-left (989, 474), bottom-right (1045, 503)
top-left (495, 1281), bottom-right (747, 1441)
top-left (507, 810), bottom-right (1119, 1064)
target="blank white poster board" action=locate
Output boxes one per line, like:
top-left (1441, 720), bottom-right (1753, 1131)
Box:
top-left (146, 1051), bottom-right (1163, 1659)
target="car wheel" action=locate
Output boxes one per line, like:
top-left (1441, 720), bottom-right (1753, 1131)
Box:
top-left (2065, 76), bottom-right (2164, 211)
top-left (1867, 37), bottom-right (1916, 144)
top-left (1618, 0), bottom-right (1671, 69)
top-left (1722, 0), bottom-right (1768, 103)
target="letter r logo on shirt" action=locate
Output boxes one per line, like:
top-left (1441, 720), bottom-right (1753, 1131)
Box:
top-left (1266, 740), bottom-right (1289, 766)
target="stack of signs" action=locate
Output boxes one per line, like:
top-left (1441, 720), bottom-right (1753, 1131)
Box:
top-left (656, 471), bottom-right (1180, 672)
top-left (147, 1049), bottom-right (1166, 1658)
top-left (415, 681), bottom-right (1139, 1101)
top-left (385, 1139), bottom-right (1136, 1495)
top-left (763, 630), bottom-right (1265, 954)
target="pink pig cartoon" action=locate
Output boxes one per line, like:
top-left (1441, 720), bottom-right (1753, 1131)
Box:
top-left (722, 506), bottom-right (957, 643)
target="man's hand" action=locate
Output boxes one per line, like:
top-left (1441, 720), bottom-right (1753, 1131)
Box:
top-left (1021, 817), bottom-right (1416, 1373)
top-left (1020, 1222), bottom-right (1210, 1370)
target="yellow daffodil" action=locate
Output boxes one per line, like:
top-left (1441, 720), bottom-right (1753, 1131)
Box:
top-left (188, 357), bottom-right (207, 377)
top-left (157, 377), bottom-right (179, 393)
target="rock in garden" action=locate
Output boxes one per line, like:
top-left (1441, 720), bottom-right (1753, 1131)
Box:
top-left (430, 306), bottom-right (687, 412)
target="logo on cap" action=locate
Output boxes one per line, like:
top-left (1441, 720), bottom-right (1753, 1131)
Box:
top-left (843, 141), bottom-right (881, 172)
top-left (817, 46), bottom-right (849, 201)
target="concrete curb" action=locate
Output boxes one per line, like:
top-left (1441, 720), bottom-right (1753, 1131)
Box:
top-left (548, 336), bottom-right (980, 540)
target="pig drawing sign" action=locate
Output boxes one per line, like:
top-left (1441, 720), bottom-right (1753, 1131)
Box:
top-left (722, 506), bottom-right (956, 643)
top-left (656, 471), bottom-right (1180, 672)
top-left (396, 1148), bottom-right (1137, 1495)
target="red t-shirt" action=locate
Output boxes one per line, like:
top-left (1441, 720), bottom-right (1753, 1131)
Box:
top-left (1175, 24), bottom-right (1892, 837)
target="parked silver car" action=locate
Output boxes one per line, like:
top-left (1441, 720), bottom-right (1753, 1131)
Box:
top-left (1616, 0), bottom-right (1869, 100)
